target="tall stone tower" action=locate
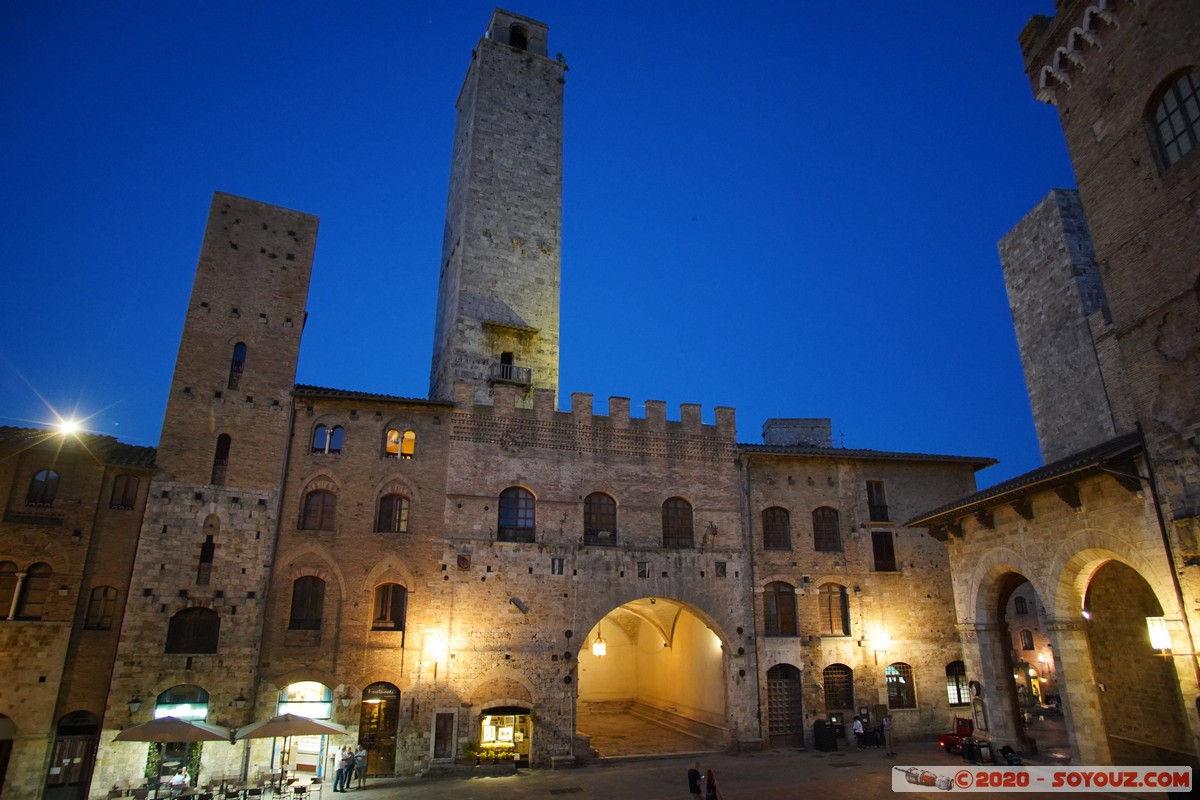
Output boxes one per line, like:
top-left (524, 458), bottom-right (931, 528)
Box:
top-left (97, 193), bottom-right (318, 786)
top-left (429, 9), bottom-right (564, 404)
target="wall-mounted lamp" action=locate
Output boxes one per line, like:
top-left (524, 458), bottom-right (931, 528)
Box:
top-left (234, 694), bottom-right (248, 709)
top-left (1146, 616), bottom-right (1172, 654)
top-left (591, 626), bottom-right (607, 657)
top-left (873, 631), bottom-right (891, 666)
top-left (340, 697), bottom-right (352, 708)
top-left (128, 697), bottom-right (142, 713)
top-left (853, 586), bottom-right (862, 596)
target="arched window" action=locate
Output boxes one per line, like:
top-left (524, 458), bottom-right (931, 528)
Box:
top-left (26, 469), bottom-right (58, 507)
top-left (85, 586), bottom-right (119, 630)
top-left (372, 583), bottom-right (407, 631)
top-left (165, 607), bottom-right (220, 653)
top-left (211, 434), bottom-right (231, 486)
top-left (584, 492), bottom-right (617, 545)
top-left (812, 506), bottom-right (841, 552)
top-left (762, 507), bottom-right (790, 550)
top-left (0, 562), bottom-right (17, 616)
top-left (227, 342), bottom-right (247, 389)
top-left (196, 534), bottom-right (216, 585)
top-left (1019, 629), bottom-right (1035, 650)
top-left (1151, 70), bottom-right (1200, 168)
top-left (302, 490), bottom-right (337, 530)
top-left (818, 583), bottom-right (850, 636)
top-left (109, 474), bottom-right (139, 510)
top-left (1014, 596), bottom-right (1028, 614)
top-left (16, 562), bottom-right (51, 620)
top-left (289, 576), bottom-right (325, 630)
top-left (763, 582), bottom-right (797, 636)
top-left (662, 497), bottom-right (694, 549)
top-left (311, 425), bottom-right (345, 455)
top-left (823, 664), bottom-right (854, 712)
top-left (376, 494), bottom-right (411, 533)
top-left (155, 684), bottom-right (210, 720)
top-left (384, 428), bottom-right (416, 460)
top-left (945, 661), bottom-right (969, 707)
top-left (887, 662), bottom-right (917, 709)
top-left (498, 487), bottom-right (535, 542)
top-left (510, 24), bottom-right (529, 50)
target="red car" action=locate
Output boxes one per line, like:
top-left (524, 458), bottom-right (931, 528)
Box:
top-left (938, 718), bottom-right (974, 753)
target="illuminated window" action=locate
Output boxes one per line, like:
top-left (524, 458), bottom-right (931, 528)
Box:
top-left (376, 494), bottom-right (411, 533)
top-left (85, 586), bottom-right (118, 630)
top-left (372, 584), bottom-right (407, 630)
top-left (302, 490), bottom-right (337, 530)
top-left (385, 428), bottom-right (416, 460)
top-left (946, 661), bottom-right (969, 706)
top-left (498, 487), bottom-right (535, 542)
top-left (662, 497), bottom-right (694, 549)
top-left (813, 506), bottom-right (841, 552)
top-left (26, 469), bottom-right (58, 508)
top-left (823, 664), bottom-right (854, 712)
top-left (109, 474), bottom-right (139, 510)
top-left (311, 425), bottom-right (344, 455)
top-left (155, 684), bottom-right (210, 721)
top-left (818, 583), bottom-right (850, 636)
top-left (165, 607), bottom-right (220, 653)
top-left (227, 342), bottom-right (246, 389)
top-left (762, 507), bottom-right (790, 550)
top-left (584, 492), bottom-right (617, 545)
top-left (886, 662), bottom-right (916, 709)
top-left (1151, 70), bottom-right (1200, 168)
top-left (763, 582), bottom-right (797, 636)
top-left (289, 577), bottom-right (325, 631)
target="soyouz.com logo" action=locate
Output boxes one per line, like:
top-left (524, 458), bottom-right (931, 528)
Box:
top-left (892, 765), bottom-right (1191, 792)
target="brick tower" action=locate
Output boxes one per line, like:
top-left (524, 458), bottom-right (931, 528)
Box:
top-left (429, 9), bottom-right (565, 405)
top-left (96, 193), bottom-right (318, 787)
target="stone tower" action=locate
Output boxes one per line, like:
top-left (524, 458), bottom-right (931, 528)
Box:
top-left (96, 193), bottom-right (318, 786)
top-left (429, 9), bottom-right (565, 405)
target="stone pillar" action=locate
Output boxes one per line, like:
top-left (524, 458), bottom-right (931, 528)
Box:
top-left (1046, 619), bottom-right (1112, 764)
top-left (959, 622), bottom-right (1019, 743)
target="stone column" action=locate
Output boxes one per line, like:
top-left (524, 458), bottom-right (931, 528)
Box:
top-left (959, 622), bottom-right (1019, 743)
top-left (1045, 619), bottom-right (1111, 764)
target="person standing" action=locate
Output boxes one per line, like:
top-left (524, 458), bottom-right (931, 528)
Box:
top-left (687, 761), bottom-right (704, 800)
top-left (705, 768), bottom-right (725, 800)
top-left (852, 716), bottom-right (865, 750)
top-left (354, 745), bottom-right (368, 789)
top-left (334, 745), bottom-right (354, 792)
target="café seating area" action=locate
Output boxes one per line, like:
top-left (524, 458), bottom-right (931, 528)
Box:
top-left (105, 771), bottom-right (322, 799)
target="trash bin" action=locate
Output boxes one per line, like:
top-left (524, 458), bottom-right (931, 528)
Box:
top-left (962, 737), bottom-right (995, 764)
top-left (813, 720), bottom-right (838, 752)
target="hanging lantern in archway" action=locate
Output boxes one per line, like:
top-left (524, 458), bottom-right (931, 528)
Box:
top-left (591, 626), bottom-right (606, 657)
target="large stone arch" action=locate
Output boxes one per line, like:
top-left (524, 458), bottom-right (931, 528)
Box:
top-left (467, 666), bottom-right (540, 709)
top-left (1044, 527), bottom-right (1179, 622)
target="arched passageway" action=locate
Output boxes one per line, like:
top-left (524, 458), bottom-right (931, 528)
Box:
top-left (576, 597), bottom-right (727, 757)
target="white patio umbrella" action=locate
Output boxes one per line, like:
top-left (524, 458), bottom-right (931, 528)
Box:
top-left (234, 713), bottom-right (348, 787)
top-left (115, 716), bottom-right (232, 798)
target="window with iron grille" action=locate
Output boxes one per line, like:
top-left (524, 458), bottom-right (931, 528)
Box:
top-left (1152, 70), bottom-right (1200, 168)
top-left (887, 662), bottom-right (917, 709)
top-left (818, 583), bottom-right (851, 636)
top-left (945, 661), bottom-right (969, 707)
top-left (872, 530), bottom-right (898, 572)
top-left (662, 497), bottom-right (694, 548)
top-left (584, 492), bottom-right (617, 545)
top-left (289, 576), bottom-right (325, 631)
top-left (302, 490), bottom-right (337, 531)
top-left (376, 494), bottom-right (411, 533)
top-left (498, 487), bottom-right (535, 542)
top-left (762, 507), bottom-right (790, 550)
top-left (823, 664), bottom-right (854, 712)
top-left (763, 582), bottom-right (798, 636)
top-left (812, 506), bottom-right (842, 551)
top-left (866, 480), bottom-right (889, 521)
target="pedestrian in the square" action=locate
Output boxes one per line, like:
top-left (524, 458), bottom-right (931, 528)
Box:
top-left (687, 761), bottom-right (704, 799)
top-left (704, 768), bottom-right (725, 800)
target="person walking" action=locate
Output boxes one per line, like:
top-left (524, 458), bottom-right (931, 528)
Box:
top-left (704, 768), bottom-right (725, 800)
top-left (687, 761), bottom-right (704, 799)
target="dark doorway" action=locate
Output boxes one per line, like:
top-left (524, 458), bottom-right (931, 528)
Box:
top-left (766, 664), bottom-right (804, 748)
top-left (43, 711), bottom-right (99, 800)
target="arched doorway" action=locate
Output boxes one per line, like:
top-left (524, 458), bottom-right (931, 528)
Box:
top-left (276, 682), bottom-right (334, 776)
top-left (43, 711), bottom-right (100, 800)
top-left (766, 664), bottom-right (803, 747)
top-left (1085, 561), bottom-right (1193, 765)
top-left (576, 597), bottom-right (727, 757)
top-left (154, 685), bottom-right (209, 784)
top-left (359, 683), bottom-right (399, 775)
top-left (477, 705), bottom-right (533, 767)
top-left (0, 715), bottom-right (15, 797)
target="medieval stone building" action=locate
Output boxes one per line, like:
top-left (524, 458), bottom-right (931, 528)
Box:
top-left (10, 0), bottom-right (1197, 796)
top-left (908, 0), bottom-right (1200, 768)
